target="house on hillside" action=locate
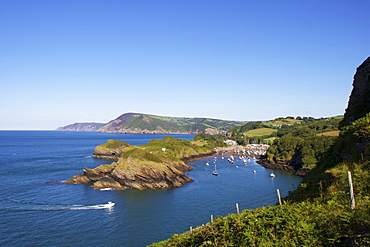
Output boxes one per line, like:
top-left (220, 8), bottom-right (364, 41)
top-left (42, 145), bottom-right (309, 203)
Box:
top-left (224, 139), bottom-right (238, 146)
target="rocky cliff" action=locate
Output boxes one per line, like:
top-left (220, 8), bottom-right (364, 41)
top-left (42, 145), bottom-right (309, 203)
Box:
top-left (340, 57), bottom-right (370, 127)
top-left (65, 136), bottom-right (216, 190)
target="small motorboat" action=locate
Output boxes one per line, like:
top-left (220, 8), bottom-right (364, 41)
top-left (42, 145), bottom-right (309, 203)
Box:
top-left (89, 202), bottom-right (115, 209)
top-left (270, 173), bottom-right (276, 177)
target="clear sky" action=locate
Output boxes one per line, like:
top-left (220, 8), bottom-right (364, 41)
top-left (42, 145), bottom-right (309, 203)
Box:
top-left (1, 0), bottom-right (369, 130)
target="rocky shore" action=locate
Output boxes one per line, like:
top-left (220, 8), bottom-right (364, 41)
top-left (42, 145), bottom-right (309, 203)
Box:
top-left (65, 137), bottom-right (306, 191)
top-left (65, 137), bottom-right (219, 190)
top-left (256, 159), bottom-right (309, 176)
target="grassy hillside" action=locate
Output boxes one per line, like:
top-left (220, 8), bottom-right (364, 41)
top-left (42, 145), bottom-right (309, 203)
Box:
top-left (264, 117), bottom-right (302, 127)
top-left (149, 114), bottom-right (370, 246)
top-left (316, 130), bottom-right (340, 136)
top-left (228, 116), bottom-right (342, 145)
top-left (97, 113), bottom-right (246, 134)
top-left (245, 127), bottom-right (277, 137)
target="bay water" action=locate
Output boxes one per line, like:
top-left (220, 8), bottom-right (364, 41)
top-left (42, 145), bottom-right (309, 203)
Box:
top-left (0, 131), bottom-right (301, 246)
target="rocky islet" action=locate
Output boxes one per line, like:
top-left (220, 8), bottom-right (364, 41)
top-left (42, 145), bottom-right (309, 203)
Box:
top-left (65, 136), bottom-right (216, 190)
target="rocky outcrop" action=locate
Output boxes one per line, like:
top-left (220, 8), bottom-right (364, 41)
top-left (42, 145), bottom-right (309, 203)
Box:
top-left (340, 57), bottom-right (370, 128)
top-left (65, 153), bottom-right (199, 190)
top-left (109, 157), bottom-right (194, 190)
top-left (91, 139), bottom-right (132, 159)
top-left (66, 136), bottom-right (216, 190)
top-left (256, 159), bottom-right (309, 176)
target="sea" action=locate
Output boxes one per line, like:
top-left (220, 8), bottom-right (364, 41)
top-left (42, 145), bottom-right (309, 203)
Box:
top-left (0, 131), bottom-right (302, 247)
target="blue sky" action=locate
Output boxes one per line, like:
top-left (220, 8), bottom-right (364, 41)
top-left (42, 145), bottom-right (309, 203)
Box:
top-left (1, 0), bottom-right (369, 130)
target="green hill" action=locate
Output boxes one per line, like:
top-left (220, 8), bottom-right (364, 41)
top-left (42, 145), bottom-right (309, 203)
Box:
top-left (227, 116), bottom-right (343, 145)
top-left (57, 113), bottom-right (245, 134)
top-left (96, 113), bottom-right (246, 134)
top-left (56, 122), bottom-right (105, 131)
top-left (149, 57), bottom-right (370, 246)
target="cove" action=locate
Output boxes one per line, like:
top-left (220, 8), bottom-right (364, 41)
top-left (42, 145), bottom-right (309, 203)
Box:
top-left (0, 131), bottom-right (301, 246)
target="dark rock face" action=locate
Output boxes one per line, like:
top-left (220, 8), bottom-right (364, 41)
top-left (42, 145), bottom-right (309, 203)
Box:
top-left (65, 157), bottom-right (197, 190)
top-left (256, 159), bottom-right (310, 176)
top-left (340, 57), bottom-right (370, 128)
top-left (110, 159), bottom-right (194, 190)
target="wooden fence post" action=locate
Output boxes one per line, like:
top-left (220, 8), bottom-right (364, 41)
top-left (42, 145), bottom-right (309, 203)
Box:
top-left (347, 171), bottom-right (356, 210)
top-left (276, 189), bottom-right (282, 205)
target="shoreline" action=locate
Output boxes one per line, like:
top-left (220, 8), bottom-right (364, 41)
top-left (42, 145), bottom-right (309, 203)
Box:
top-left (256, 159), bottom-right (309, 176)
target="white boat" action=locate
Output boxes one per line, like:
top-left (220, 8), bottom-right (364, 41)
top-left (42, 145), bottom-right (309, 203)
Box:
top-left (206, 161), bottom-right (209, 166)
top-left (212, 163), bottom-right (218, 176)
top-left (89, 202), bottom-right (115, 209)
top-left (270, 173), bottom-right (275, 177)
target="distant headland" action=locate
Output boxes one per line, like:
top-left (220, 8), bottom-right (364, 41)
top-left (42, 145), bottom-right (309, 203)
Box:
top-left (56, 112), bottom-right (246, 135)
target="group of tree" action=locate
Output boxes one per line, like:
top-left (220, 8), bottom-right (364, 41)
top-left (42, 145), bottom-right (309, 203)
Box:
top-left (266, 128), bottom-right (337, 168)
top-left (226, 116), bottom-right (342, 146)
top-left (193, 133), bottom-right (228, 148)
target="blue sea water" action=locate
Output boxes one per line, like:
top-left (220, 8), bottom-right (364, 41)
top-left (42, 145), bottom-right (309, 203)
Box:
top-left (0, 131), bottom-right (301, 246)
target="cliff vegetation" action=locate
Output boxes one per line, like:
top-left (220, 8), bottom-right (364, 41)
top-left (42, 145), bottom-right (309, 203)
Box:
top-left (149, 57), bottom-right (370, 246)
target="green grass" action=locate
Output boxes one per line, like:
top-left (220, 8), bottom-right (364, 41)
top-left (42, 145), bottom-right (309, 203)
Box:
top-left (263, 137), bottom-right (277, 144)
top-left (265, 118), bottom-right (302, 126)
top-left (245, 128), bottom-right (277, 136)
top-left (316, 130), bottom-right (340, 136)
top-left (94, 139), bottom-right (131, 152)
top-left (102, 136), bottom-right (214, 174)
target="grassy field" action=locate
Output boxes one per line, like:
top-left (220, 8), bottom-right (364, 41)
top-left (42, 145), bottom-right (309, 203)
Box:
top-left (263, 137), bottom-right (277, 144)
top-left (245, 127), bottom-right (277, 136)
top-left (316, 130), bottom-right (340, 136)
top-left (265, 118), bottom-right (301, 126)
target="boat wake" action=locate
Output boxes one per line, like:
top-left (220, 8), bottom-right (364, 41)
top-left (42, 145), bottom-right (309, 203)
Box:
top-left (0, 200), bottom-right (115, 211)
top-left (69, 202), bottom-right (115, 210)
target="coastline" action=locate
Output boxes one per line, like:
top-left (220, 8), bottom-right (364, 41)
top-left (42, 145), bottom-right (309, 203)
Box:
top-left (256, 159), bottom-right (309, 176)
